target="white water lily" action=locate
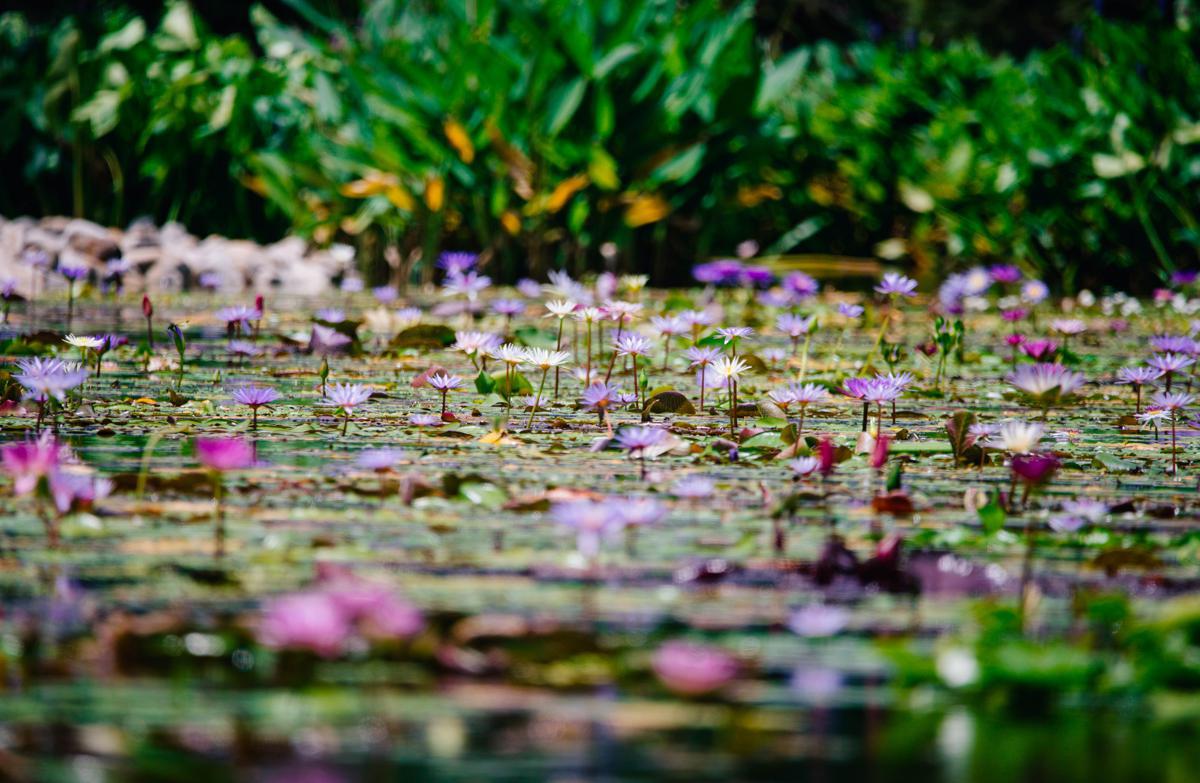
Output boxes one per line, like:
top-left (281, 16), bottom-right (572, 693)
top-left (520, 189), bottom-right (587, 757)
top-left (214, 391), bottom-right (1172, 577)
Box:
top-left (63, 334), bottom-right (105, 350)
top-left (995, 420), bottom-right (1044, 454)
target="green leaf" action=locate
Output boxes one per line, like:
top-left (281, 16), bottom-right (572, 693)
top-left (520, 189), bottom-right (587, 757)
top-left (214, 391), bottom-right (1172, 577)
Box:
top-left (100, 18), bottom-right (146, 52)
top-left (756, 399), bottom-right (788, 420)
top-left (159, 2), bottom-right (199, 50)
top-left (889, 441), bottom-right (953, 455)
top-left (546, 78), bottom-right (586, 136)
top-left (641, 390), bottom-right (696, 420)
top-left (1092, 452), bottom-right (1139, 473)
top-left (739, 431), bottom-right (784, 450)
top-left (71, 91), bottom-right (122, 138)
top-left (459, 481), bottom-right (508, 510)
top-left (313, 73), bottom-right (341, 123)
top-left (593, 87), bottom-right (615, 139)
top-left (475, 369), bottom-right (497, 395)
top-left (588, 146), bottom-right (619, 189)
top-left (945, 411), bottom-right (977, 464)
top-left (207, 86), bottom-right (236, 132)
top-left (392, 325), bottom-right (456, 348)
top-left (513, 326), bottom-right (557, 349)
top-left (594, 43), bottom-right (640, 79)
top-left (765, 218), bottom-right (826, 255)
top-left (491, 370), bottom-right (533, 398)
top-left (885, 462), bottom-right (903, 492)
top-left (755, 49), bottom-right (809, 113)
top-left (978, 492), bottom-right (1006, 534)
top-left (650, 143), bottom-right (706, 185)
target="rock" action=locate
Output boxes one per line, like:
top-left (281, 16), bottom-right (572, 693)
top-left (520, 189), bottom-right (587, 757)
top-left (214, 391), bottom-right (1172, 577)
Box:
top-left (0, 215), bottom-right (358, 295)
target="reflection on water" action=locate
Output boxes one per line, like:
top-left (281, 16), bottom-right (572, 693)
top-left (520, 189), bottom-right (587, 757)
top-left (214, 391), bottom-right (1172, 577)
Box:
top-left (1, 686), bottom-right (1194, 782)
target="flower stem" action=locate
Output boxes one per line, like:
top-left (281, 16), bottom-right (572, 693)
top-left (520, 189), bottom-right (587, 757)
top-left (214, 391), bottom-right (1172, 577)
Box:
top-left (631, 355), bottom-right (639, 410)
top-left (799, 331), bottom-right (813, 381)
top-left (528, 368), bottom-right (549, 428)
top-left (554, 319), bottom-right (564, 401)
top-left (868, 306), bottom-right (890, 364)
top-left (729, 379), bottom-right (738, 439)
top-left (585, 322), bottom-right (592, 385)
top-left (603, 322), bottom-right (623, 383)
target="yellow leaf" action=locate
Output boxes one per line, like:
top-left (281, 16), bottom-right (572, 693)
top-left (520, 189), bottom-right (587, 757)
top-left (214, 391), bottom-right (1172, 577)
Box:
top-left (736, 183), bottom-right (783, 207)
top-left (486, 119), bottom-right (535, 199)
top-left (479, 430), bottom-right (521, 446)
top-left (500, 210), bottom-right (521, 235)
top-left (587, 148), bottom-right (619, 190)
top-left (240, 175), bottom-right (266, 196)
top-left (133, 397), bottom-right (158, 405)
top-left (807, 180), bottom-right (835, 206)
top-left (340, 171), bottom-right (396, 198)
top-left (425, 175), bottom-right (445, 212)
top-left (546, 174), bottom-right (589, 213)
top-left (444, 118), bottom-right (475, 164)
top-left (624, 193), bottom-right (670, 227)
top-left (385, 184), bottom-right (415, 211)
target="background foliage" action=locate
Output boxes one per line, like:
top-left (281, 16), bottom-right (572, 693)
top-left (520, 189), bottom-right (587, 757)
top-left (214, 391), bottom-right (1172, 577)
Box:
top-left (0, 0), bottom-right (1197, 291)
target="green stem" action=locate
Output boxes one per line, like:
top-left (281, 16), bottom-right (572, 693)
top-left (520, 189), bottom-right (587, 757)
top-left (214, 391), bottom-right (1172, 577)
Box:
top-left (554, 319), bottom-right (564, 400)
top-left (868, 306), bottom-right (891, 365)
top-left (729, 379), bottom-right (738, 439)
top-left (528, 368), bottom-right (549, 428)
top-left (799, 331), bottom-right (813, 381)
top-left (603, 322), bottom-right (624, 383)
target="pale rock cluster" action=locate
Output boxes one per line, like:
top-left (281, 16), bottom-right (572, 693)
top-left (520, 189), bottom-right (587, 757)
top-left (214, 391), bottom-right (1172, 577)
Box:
top-left (0, 215), bottom-right (356, 297)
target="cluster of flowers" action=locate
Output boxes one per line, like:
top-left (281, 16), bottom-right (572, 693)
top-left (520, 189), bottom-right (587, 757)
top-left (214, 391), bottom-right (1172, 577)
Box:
top-left (259, 574), bottom-right (424, 658)
top-left (1, 434), bottom-right (112, 518)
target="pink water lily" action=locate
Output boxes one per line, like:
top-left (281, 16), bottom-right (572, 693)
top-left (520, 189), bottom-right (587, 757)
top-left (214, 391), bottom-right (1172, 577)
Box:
top-left (196, 437), bottom-right (255, 471)
top-left (651, 641), bottom-right (737, 696)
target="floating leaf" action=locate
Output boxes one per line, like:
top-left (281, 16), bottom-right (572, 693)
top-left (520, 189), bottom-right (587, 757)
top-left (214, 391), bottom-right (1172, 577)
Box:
top-left (978, 491), bottom-right (1006, 534)
top-left (392, 324), bottom-right (456, 349)
top-left (945, 411), bottom-right (977, 466)
top-left (641, 391), bottom-right (696, 420)
top-left (475, 369), bottom-right (497, 395)
top-left (1092, 452), bottom-right (1139, 473)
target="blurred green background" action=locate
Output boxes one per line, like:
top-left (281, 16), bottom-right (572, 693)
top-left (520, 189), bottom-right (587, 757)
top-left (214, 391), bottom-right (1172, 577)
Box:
top-left (1, 0), bottom-right (1196, 291)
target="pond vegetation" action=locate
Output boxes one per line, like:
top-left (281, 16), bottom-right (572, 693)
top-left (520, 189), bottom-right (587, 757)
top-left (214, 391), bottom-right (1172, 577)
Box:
top-left (3, 257), bottom-right (1200, 779)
